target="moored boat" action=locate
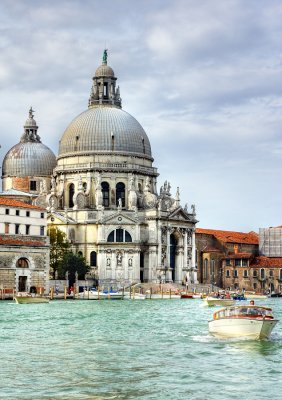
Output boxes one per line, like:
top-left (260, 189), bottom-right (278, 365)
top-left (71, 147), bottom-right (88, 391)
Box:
top-left (244, 292), bottom-right (269, 300)
top-left (14, 293), bottom-right (50, 304)
top-left (209, 305), bottom-right (278, 339)
top-left (204, 296), bottom-right (235, 307)
top-left (145, 292), bottom-right (181, 299)
top-left (123, 292), bottom-right (146, 300)
top-left (80, 289), bottom-right (123, 300)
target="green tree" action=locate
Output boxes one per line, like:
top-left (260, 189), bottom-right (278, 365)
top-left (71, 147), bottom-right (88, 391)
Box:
top-left (58, 252), bottom-right (89, 287)
top-left (47, 226), bottom-right (71, 278)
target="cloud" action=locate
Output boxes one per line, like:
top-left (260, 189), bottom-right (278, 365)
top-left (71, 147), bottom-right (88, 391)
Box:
top-left (0, 0), bottom-right (282, 231)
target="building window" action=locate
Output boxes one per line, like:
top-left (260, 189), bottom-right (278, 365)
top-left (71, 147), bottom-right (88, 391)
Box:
top-left (25, 225), bottom-right (30, 235)
top-left (243, 270), bottom-right (248, 278)
top-left (16, 210), bottom-right (20, 216)
top-left (260, 268), bottom-right (265, 279)
top-left (69, 183), bottom-right (75, 208)
top-left (242, 259), bottom-right (248, 267)
top-left (279, 269), bottom-right (282, 280)
top-left (30, 180), bottom-right (37, 191)
top-left (26, 211), bottom-right (30, 217)
top-left (101, 182), bottom-right (110, 207)
top-left (90, 251), bottom-right (97, 266)
top-left (253, 282), bottom-right (257, 290)
top-left (5, 209), bottom-right (9, 215)
top-left (235, 259), bottom-right (241, 267)
top-left (269, 270), bottom-right (274, 277)
top-left (15, 224), bottom-right (20, 234)
top-left (5, 223), bottom-right (9, 234)
top-left (253, 270), bottom-right (257, 277)
top-left (83, 182), bottom-right (87, 193)
top-left (116, 182), bottom-right (125, 207)
top-left (16, 258), bottom-right (29, 268)
top-left (107, 229), bottom-right (132, 243)
top-left (234, 269), bottom-right (238, 278)
top-left (204, 259), bottom-right (208, 279)
top-left (226, 259), bottom-right (231, 266)
top-left (41, 212), bottom-right (44, 218)
top-left (226, 269), bottom-right (230, 278)
top-left (40, 226), bottom-right (45, 236)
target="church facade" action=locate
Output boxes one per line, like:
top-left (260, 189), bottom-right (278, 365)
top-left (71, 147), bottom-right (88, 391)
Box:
top-left (2, 51), bottom-right (198, 288)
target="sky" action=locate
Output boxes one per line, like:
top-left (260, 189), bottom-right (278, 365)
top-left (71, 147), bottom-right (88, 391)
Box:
top-left (0, 0), bottom-right (282, 232)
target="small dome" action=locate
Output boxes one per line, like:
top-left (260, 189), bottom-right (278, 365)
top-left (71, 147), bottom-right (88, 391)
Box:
top-left (95, 64), bottom-right (115, 77)
top-left (2, 141), bottom-right (57, 177)
top-left (58, 106), bottom-right (152, 158)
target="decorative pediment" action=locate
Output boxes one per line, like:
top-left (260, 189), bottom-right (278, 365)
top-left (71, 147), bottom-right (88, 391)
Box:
top-left (47, 212), bottom-right (77, 224)
top-left (168, 207), bottom-right (194, 222)
top-left (102, 211), bottom-right (138, 225)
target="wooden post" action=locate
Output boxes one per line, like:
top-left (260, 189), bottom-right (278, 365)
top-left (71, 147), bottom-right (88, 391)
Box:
top-left (64, 286), bottom-right (67, 300)
top-left (150, 287), bottom-right (152, 299)
top-left (133, 286), bottom-right (135, 300)
top-left (50, 287), bottom-right (54, 300)
top-left (169, 288), bottom-right (171, 299)
top-left (98, 286), bottom-right (100, 300)
top-left (130, 286), bottom-right (132, 299)
top-left (161, 287), bottom-right (163, 299)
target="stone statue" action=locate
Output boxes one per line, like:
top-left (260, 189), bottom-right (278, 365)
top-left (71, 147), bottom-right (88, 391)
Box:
top-left (117, 198), bottom-right (122, 211)
top-left (191, 204), bottom-right (196, 214)
top-left (145, 176), bottom-right (151, 192)
top-left (51, 176), bottom-right (56, 192)
top-left (164, 181), bottom-right (167, 192)
top-left (103, 49), bottom-right (108, 64)
top-left (167, 182), bottom-right (171, 194)
top-left (184, 203), bottom-right (188, 212)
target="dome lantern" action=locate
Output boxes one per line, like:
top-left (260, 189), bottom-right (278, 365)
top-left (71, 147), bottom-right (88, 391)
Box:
top-left (88, 49), bottom-right (122, 108)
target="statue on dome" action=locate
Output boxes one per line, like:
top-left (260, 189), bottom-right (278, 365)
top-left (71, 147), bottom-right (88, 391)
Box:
top-left (29, 107), bottom-right (35, 119)
top-left (103, 49), bottom-right (108, 64)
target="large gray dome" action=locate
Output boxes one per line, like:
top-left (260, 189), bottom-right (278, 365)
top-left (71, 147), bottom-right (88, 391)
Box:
top-left (2, 141), bottom-right (57, 177)
top-left (58, 106), bottom-right (152, 159)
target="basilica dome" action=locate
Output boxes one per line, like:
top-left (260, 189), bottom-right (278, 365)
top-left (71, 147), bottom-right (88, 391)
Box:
top-left (2, 108), bottom-right (57, 178)
top-left (58, 50), bottom-right (152, 161)
top-left (58, 106), bottom-right (152, 159)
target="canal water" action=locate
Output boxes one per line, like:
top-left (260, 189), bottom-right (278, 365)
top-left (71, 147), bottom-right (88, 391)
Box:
top-left (0, 298), bottom-right (282, 400)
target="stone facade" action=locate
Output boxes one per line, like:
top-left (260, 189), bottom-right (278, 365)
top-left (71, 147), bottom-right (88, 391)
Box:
top-left (0, 197), bottom-right (50, 295)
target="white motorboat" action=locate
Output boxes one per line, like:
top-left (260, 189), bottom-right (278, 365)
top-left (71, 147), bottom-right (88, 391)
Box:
top-left (244, 293), bottom-right (269, 300)
top-left (145, 292), bottom-right (181, 299)
top-left (14, 293), bottom-right (50, 304)
top-left (123, 292), bottom-right (146, 300)
top-left (209, 305), bottom-right (278, 339)
top-left (80, 289), bottom-right (123, 300)
top-left (204, 296), bottom-right (235, 307)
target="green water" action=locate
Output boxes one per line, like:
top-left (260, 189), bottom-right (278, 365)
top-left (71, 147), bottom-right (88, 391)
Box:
top-left (0, 298), bottom-right (282, 399)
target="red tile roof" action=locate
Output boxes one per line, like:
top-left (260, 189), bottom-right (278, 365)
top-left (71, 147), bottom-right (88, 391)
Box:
top-left (224, 253), bottom-right (253, 259)
top-left (0, 237), bottom-right (46, 247)
top-left (196, 228), bottom-right (258, 245)
top-left (250, 256), bottom-right (282, 267)
top-left (0, 197), bottom-right (44, 210)
top-left (202, 246), bottom-right (221, 253)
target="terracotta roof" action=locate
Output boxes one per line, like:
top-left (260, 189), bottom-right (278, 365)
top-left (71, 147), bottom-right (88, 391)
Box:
top-left (0, 236), bottom-right (46, 247)
top-left (202, 246), bottom-right (221, 253)
top-left (250, 256), bottom-right (282, 267)
top-left (0, 197), bottom-right (44, 210)
top-left (196, 228), bottom-right (258, 245)
top-left (224, 253), bottom-right (253, 259)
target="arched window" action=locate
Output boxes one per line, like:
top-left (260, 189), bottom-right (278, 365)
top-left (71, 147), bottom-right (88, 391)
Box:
top-left (260, 268), bottom-right (265, 279)
top-left (107, 229), bottom-right (132, 243)
top-left (78, 251), bottom-right (83, 257)
top-left (83, 182), bottom-right (87, 193)
top-left (69, 183), bottom-right (75, 208)
top-left (204, 259), bottom-right (208, 279)
top-left (101, 182), bottom-right (110, 207)
top-left (16, 258), bottom-right (29, 268)
top-left (116, 182), bottom-right (125, 207)
top-left (90, 251), bottom-right (97, 266)
top-left (170, 234), bottom-right (177, 281)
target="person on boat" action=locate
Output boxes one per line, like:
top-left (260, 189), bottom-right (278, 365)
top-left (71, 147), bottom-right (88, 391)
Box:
top-left (225, 292), bottom-right (231, 299)
top-left (250, 300), bottom-right (255, 305)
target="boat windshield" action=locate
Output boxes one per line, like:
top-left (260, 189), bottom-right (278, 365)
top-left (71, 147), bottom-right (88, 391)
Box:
top-left (214, 307), bottom-right (273, 319)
